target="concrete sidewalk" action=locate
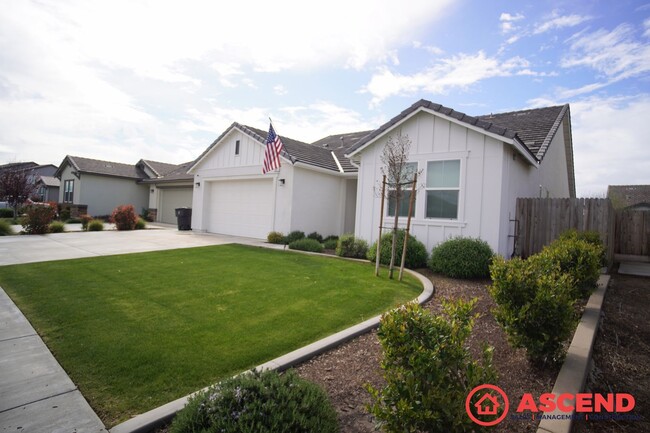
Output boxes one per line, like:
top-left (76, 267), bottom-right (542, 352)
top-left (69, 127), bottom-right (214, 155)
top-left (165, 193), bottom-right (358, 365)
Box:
top-left (0, 227), bottom-right (277, 432)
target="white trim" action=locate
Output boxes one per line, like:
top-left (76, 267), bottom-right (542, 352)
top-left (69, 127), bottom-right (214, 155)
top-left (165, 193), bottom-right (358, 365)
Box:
top-left (331, 151), bottom-right (344, 173)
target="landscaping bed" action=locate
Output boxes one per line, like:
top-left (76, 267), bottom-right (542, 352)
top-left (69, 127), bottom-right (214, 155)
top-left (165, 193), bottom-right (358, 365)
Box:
top-left (295, 269), bottom-right (558, 433)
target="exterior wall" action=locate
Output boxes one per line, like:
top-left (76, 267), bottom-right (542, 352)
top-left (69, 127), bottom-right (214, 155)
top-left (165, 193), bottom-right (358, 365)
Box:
top-left (79, 173), bottom-right (149, 216)
top-left (58, 164), bottom-right (82, 204)
top-left (148, 183), bottom-right (193, 224)
top-left (354, 111), bottom-right (510, 256)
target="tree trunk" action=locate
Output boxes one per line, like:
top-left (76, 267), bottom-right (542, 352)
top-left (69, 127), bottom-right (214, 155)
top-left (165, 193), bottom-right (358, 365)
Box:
top-left (388, 190), bottom-right (400, 279)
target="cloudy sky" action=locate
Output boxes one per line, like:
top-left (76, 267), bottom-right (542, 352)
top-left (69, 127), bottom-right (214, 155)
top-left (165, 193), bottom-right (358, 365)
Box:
top-left (1, 0), bottom-right (648, 196)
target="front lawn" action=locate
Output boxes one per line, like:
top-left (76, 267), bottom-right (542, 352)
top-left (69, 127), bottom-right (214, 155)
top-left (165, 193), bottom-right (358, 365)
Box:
top-left (0, 244), bottom-right (420, 427)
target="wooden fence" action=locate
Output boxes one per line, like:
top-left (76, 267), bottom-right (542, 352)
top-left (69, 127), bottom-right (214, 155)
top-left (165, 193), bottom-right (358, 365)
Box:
top-left (616, 210), bottom-right (650, 257)
top-left (515, 198), bottom-right (616, 265)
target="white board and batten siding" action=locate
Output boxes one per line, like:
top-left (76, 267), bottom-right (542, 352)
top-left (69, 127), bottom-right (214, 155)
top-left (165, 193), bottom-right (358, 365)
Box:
top-left (190, 127), bottom-right (355, 239)
top-left (355, 110), bottom-right (520, 257)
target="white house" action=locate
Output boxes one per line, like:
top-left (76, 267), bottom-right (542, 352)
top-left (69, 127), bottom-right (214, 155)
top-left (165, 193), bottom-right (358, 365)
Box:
top-left (345, 99), bottom-right (576, 258)
top-left (188, 123), bottom-right (368, 238)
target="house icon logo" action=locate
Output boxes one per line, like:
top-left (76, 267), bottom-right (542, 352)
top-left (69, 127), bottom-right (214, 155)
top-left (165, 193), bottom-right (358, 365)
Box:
top-left (466, 384), bottom-right (509, 426)
top-left (475, 392), bottom-right (500, 415)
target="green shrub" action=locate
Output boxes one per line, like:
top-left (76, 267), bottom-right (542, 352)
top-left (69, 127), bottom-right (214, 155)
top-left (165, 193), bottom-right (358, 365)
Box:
top-left (59, 208), bottom-right (71, 222)
top-left (559, 229), bottom-right (607, 267)
top-left (288, 238), bottom-right (324, 253)
top-left (0, 220), bottom-right (13, 236)
top-left (367, 230), bottom-right (428, 269)
top-left (367, 299), bottom-right (497, 433)
top-left (87, 219), bottom-right (104, 231)
top-left (307, 231), bottom-right (323, 243)
top-left (429, 237), bottom-right (494, 279)
top-left (0, 208), bottom-right (14, 218)
top-left (323, 236), bottom-right (338, 250)
top-left (539, 237), bottom-right (602, 299)
top-left (335, 234), bottom-right (368, 259)
top-left (267, 231), bottom-right (285, 244)
top-left (21, 204), bottom-right (57, 234)
top-left (135, 218), bottom-right (146, 230)
top-left (489, 256), bottom-right (577, 365)
top-left (80, 214), bottom-right (93, 231)
top-left (110, 205), bottom-right (138, 231)
top-left (170, 369), bottom-right (338, 433)
top-left (49, 221), bottom-right (65, 233)
top-left (285, 230), bottom-right (305, 244)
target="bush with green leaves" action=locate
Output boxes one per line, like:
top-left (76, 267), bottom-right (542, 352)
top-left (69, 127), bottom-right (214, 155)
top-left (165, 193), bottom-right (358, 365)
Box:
top-left (0, 220), bottom-right (13, 236)
top-left (87, 219), bottom-right (104, 231)
top-left (539, 236), bottom-right (602, 299)
top-left (335, 234), bottom-right (368, 259)
top-left (285, 230), bottom-right (305, 244)
top-left (170, 369), bottom-right (338, 433)
top-left (307, 231), bottom-right (323, 243)
top-left (323, 236), bottom-right (338, 250)
top-left (367, 299), bottom-right (497, 433)
top-left (489, 255), bottom-right (577, 365)
top-left (49, 221), bottom-right (65, 233)
top-left (367, 230), bottom-right (428, 269)
top-left (267, 231), bottom-right (285, 244)
top-left (288, 238), bottom-right (324, 253)
top-left (135, 218), bottom-right (146, 230)
top-left (0, 208), bottom-right (14, 218)
top-left (21, 204), bottom-right (57, 234)
top-left (429, 236), bottom-right (494, 279)
top-left (110, 205), bottom-right (138, 231)
top-left (80, 214), bottom-right (93, 231)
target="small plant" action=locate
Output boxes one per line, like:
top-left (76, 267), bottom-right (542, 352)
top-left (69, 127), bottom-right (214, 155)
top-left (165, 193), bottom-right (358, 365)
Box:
top-left (367, 230), bottom-right (428, 269)
top-left (0, 208), bottom-right (14, 218)
top-left (267, 231), bottom-right (285, 244)
top-left (0, 220), bottom-right (13, 236)
top-left (367, 299), bottom-right (497, 433)
top-left (49, 221), bottom-right (66, 233)
top-left (170, 369), bottom-right (338, 433)
top-left (489, 255), bottom-right (577, 365)
top-left (135, 218), bottom-right (146, 230)
top-left (59, 208), bottom-right (71, 222)
top-left (80, 214), bottom-right (93, 231)
top-left (87, 219), bottom-right (104, 231)
top-left (323, 236), bottom-right (339, 250)
top-left (110, 205), bottom-right (138, 231)
top-left (289, 238), bottom-right (324, 253)
top-left (21, 204), bottom-right (57, 234)
top-left (285, 230), bottom-right (305, 244)
top-left (141, 208), bottom-right (154, 222)
top-left (429, 236), bottom-right (494, 279)
top-left (335, 234), bottom-right (368, 259)
top-left (307, 231), bottom-right (323, 243)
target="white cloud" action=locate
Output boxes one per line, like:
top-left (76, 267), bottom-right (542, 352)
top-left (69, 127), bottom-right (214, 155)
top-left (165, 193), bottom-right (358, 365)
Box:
top-left (500, 12), bottom-right (525, 34)
top-left (644, 17), bottom-right (650, 37)
top-left (534, 13), bottom-right (591, 34)
top-left (412, 41), bottom-right (444, 55)
top-left (273, 85), bottom-right (288, 96)
top-left (362, 52), bottom-right (532, 106)
top-left (561, 24), bottom-right (650, 81)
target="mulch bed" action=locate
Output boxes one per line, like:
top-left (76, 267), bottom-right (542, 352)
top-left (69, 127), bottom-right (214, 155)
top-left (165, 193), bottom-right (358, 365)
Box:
top-left (295, 269), bottom-right (558, 432)
top-left (574, 270), bottom-right (650, 433)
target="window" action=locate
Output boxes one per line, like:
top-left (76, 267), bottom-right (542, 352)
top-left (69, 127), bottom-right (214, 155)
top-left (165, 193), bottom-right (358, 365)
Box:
top-left (235, 140), bottom-right (240, 155)
top-left (64, 180), bottom-right (74, 203)
top-left (425, 160), bottom-right (460, 219)
top-left (387, 162), bottom-right (417, 217)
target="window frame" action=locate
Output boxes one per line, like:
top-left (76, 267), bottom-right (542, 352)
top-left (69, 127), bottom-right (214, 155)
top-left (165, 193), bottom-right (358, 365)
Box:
top-left (386, 161), bottom-right (418, 218)
top-left (425, 159), bottom-right (461, 220)
top-left (63, 179), bottom-right (74, 203)
top-left (235, 139), bottom-right (240, 156)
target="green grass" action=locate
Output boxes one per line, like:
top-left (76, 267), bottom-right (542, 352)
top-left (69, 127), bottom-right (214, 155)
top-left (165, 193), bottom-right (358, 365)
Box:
top-left (0, 244), bottom-right (421, 426)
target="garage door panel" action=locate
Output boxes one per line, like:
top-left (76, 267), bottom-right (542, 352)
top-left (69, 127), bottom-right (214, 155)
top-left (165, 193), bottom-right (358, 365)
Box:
top-left (160, 187), bottom-right (193, 224)
top-left (208, 179), bottom-right (272, 238)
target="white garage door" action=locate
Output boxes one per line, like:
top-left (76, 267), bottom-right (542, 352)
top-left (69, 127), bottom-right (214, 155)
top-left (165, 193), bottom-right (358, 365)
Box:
top-left (207, 179), bottom-right (273, 238)
top-left (159, 187), bottom-right (193, 224)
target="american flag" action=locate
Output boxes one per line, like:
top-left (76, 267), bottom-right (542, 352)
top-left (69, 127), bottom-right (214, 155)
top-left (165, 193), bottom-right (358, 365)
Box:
top-left (262, 123), bottom-right (284, 173)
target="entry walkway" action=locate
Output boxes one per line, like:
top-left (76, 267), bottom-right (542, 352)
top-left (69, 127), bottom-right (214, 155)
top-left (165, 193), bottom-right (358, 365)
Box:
top-left (0, 227), bottom-right (275, 432)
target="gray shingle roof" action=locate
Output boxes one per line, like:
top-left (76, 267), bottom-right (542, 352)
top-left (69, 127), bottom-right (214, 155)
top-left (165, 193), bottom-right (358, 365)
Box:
top-left (140, 160), bottom-right (180, 177)
top-left (607, 185), bottom-right (650, 209)
top-left (37, 175), bottom-right (60, 187)
top-left (346, 99), bottom-right (569, 163)
top-left (57, 155), bottom-right (147, 179)
top-left (141, 161), bottom-right (194, 183)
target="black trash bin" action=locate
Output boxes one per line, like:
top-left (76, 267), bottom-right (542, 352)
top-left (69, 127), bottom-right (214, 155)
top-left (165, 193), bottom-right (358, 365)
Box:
top-left (175, 207), bottom-right (192, 231)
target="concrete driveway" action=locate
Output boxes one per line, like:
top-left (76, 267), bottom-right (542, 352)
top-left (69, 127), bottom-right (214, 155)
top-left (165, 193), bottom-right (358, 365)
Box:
top-left (0, 226), bottom-right (274, 266)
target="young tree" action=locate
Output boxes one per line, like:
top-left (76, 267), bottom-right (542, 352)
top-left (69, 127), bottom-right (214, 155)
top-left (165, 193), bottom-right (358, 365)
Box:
top-left (0, 169), bottom-right (36, 218)
top-left (380, 133), bottom-right (416, 279)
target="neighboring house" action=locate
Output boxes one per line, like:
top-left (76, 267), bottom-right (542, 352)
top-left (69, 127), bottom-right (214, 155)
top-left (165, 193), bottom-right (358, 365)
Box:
top-left (0, 162), bottom-right (59, 202)
top-left (607, 185), bottom-right (650, 211)
top-left (140, 160), bottom-right (194, 224)
top-left (188, 123), bottom-right (368, 238)
top-left (346, 99), bottom-right (576, 257)
top-left (35, 175), bottom-right (60, 202)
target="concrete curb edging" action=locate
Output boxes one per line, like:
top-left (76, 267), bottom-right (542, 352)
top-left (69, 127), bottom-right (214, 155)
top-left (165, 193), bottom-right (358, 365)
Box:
top-left (110, 268), bottom-right (434, 433)
top-left (536, 273), bottom-right (611, 433)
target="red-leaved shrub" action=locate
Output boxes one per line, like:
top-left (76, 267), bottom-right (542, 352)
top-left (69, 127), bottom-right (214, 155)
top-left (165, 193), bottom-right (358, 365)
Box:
top-left (110, 205), bottom-right (138, 231)
top-left (21, 204), bottom-right (57, 234)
